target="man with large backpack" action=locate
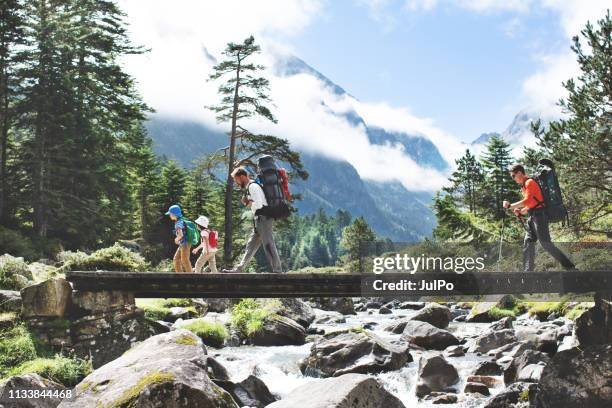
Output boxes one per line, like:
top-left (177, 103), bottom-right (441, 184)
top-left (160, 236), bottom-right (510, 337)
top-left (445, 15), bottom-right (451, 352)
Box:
top-left (224, 157), bottom-right (289, 273)
top-left (503, 163), bottom-right (576, 272)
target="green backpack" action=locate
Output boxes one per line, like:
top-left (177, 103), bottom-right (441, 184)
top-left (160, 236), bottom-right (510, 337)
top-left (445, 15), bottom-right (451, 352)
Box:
top-left (183, 219), bottom-right (200, 246)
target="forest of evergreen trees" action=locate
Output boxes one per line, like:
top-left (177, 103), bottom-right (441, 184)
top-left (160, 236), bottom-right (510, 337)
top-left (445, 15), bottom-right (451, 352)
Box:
top-left (0, 0), bottom-right (383, 271)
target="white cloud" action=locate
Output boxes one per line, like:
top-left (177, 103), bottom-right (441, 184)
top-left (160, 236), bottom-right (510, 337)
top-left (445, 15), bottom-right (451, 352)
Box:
top-left (405, 0), bottom-right (533, 13)
top-left (521, 1), bottom-right (610, 115)
top-left (120, 0), bottom-right (454, 192)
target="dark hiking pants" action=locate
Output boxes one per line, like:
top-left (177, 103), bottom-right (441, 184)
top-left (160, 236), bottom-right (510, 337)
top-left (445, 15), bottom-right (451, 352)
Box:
top-left (523, 210), bottom-right (574, 272)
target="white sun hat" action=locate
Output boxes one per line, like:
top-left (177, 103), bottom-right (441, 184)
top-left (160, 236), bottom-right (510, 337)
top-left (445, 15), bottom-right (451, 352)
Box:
top-left (195, 215), bottom-right (209, 228)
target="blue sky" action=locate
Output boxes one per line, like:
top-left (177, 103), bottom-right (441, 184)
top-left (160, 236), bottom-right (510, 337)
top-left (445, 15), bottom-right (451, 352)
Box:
top-left (287, 1), bottom-right (568, 142)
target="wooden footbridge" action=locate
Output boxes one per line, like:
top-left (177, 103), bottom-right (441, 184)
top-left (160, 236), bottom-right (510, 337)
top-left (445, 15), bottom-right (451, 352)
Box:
top-left (65, 271), bottom-right (612, 298)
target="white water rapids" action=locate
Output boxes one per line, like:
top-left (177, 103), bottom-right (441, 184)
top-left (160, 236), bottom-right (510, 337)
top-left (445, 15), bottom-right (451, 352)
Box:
top-left (211, 307), bottom-right (509, 407)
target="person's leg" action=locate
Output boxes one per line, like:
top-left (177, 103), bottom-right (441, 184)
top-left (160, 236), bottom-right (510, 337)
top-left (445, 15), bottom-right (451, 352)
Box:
top-left (173, 247), bottom-right (182, 272)
top-left (194, 251), bottom-right (206, 273)
top-left (233, 225), bottom-right (262, 272)
top-left (532, 213), bottom-right (575, 269)
top-left (180, 244), bottom-right (193, 272)
top-left (259, 216), bottom-right (282, 273)
top-left (523, 217), bottom-right (536, 272)
top-left (208, 253), bottom-right (218, 273)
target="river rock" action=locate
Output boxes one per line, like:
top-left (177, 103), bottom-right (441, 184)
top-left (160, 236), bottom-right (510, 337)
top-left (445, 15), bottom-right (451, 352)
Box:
top-left (464, 382), bottom-right (490, 396)
top-left (278, 298), bottom-right (315, 328)
top-left (468, 329), bottom-right (517, 354)
top-left (515, 326), bottom-right (557, 355)
top-left (503, 349), bottom-right (550, 385)
top-left (473, 361), bottom-right (502, 376)
top-left (423, 393), bottom-right (458, 404)
top-left (300, 330), bottom-right (411, 377)
top-left (575, 298), bottom-right (612, 346)
top-left (214, 375), bottom-right (277, 408)
top-left (268, 374), bottom-right (405, 408)
top-left (20, 278), bottom-right (72, 318)
top-left (516, 363), bottom-right (545, 383)
top-left (466, 302), bottom-right (497, 323)
top-left (379, 306), bottom-right (392, 314)
top-left (202, 298), bottom-right (233, 313)
top-left (536, 344), bottom-right (612, 408)
top-left (0, 373), bottom-right (66, 408)
top-left (71, 290), bottom-right (134, 314)
top-left (0, 289), bottom-right (21, 313)
top-left (444, 345), bottom-right (464, 357)
top-left (205, 356), bottom-right (230, 381)
top-left (401, 320), bottom-right (460, 350)
top-left (466, 375), bottom-right (501, 388)
top-left (415, 355), bottom-right (459, 398)
top-left (489, 316), bottom-right (514, 331)
top-left (399, 301), bottom-right (425, 310)
top-left (59, 330), bottom-right (236, 408)
top-left (410, 303), bottom-right (451, 329)
top-left (484, 382), bottom-right (539, 408)
top-left (249, 315), bottom-right (306, 346)
top-left (311, 298), bottom-right (356, 315)
top-left (315, 313), bottom-right (346, 324)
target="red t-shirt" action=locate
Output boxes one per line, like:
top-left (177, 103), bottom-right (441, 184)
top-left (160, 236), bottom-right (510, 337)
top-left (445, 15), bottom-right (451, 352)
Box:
top-left (522, 179), bottom-right (545, 209)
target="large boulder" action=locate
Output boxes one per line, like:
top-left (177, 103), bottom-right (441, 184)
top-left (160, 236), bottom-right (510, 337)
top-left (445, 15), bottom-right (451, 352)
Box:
top-left (466, 302), bottom-right (497, 323)
top-left (536, 344), bottom-right (612, 408)
top-left (0, 289), bottom-right (21, 313)
top-left (484, 382), bottom-right (539, 408)
top-left (71, 290), bottom-right (134, 315)
top-left (250, 315), bottom-right (306, 346)
top-left (468, 329), bottom-right (517, 354)
top-left (503, 349), bottom-right (550, 386)
top-left (415, 355), bottom-right (459, 398)
top-left (311, 298), bottom-right (356, 315)
top-left (214, 375), bottom-right (277, 408)
top-left (69, 307), bottom-right (165, 368)
top-left (0, 373), bottom-right (66, 408)
top-left (575, 298), bottom-right (612, 346)
top-left (410, 303), bottom-right (451, 329)
top-left (278, 298), bottom-right (315, 328)
top-left (400, 320), bottom-right (460, 350)
top-left (20, 278), bottom-right (72, 318)
top-left (515, 326), bottom-right (558, 355)
top-left (59, 330), bottom-right (237, 408)
top-left (267, 374), bottom-right (405, 408)
top-left (300, 329), bottom-right (411, 377)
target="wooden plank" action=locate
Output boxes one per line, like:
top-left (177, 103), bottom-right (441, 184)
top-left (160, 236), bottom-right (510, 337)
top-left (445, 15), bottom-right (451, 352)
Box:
top-left (64, 271), bottom-right (612, 298)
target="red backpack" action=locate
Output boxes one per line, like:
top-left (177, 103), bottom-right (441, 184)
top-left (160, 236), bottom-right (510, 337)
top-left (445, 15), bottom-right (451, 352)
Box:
top-left (208, 230), bottom-right (218, 248)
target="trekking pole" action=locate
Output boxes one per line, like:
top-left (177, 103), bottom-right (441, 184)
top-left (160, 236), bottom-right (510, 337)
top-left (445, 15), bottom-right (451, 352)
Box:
top-left (497, 208), bottom-right (507, 272)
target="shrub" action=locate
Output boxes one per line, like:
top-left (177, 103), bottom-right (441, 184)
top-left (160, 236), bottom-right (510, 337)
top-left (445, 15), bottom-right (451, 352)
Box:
top-left (564, 302), bottom-right (593, 320)
top-left (488, 307), bottom-right (519, 320)
top-left (138, 298), bottom-right (196, 321)
top-left (58, 244), bottom-right (149, 272)
top-left (8, 355), bottom-right (92, 387)
top-left (230, 299), bottom-right (281, 336)
top-left (0, 254), bottom-right (32, 290)
top-left (0, 227), bottom-right (38, 261)
top-left (527, 301), bottom-right (567, 320)
top-left (0, 325), bottom-right (39, 377)
top-left (181, 320), bottom-right (228, 348)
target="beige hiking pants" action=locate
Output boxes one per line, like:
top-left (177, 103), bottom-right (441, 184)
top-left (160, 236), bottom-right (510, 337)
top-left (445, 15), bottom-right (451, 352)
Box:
top-left (195, 251), bottom-right (217, 273)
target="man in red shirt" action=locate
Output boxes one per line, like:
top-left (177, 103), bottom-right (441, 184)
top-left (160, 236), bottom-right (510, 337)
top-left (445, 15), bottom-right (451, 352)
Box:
top-left (503, 164), bottom-right (575, 272)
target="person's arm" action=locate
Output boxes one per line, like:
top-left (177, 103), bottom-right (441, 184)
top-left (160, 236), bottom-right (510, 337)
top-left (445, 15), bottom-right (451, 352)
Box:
top-left (192, 242), bottom-right (204, 254)
top-left (174, 227), bottom-right (183, 245)
top-left (249, 183), bottom-right (265, 213)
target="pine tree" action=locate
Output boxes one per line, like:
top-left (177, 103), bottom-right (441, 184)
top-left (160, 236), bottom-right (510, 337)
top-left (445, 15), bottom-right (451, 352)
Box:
top-left (535, 12), bottom-right (612, 235)
top-left (207, 36), bottom-right (276, 264)
top-left (0, 0), bottom-right (25, 225)
top-left (480, 135), bottom-right (517, 220)
top-left (341, 216), bottom-right (376, 272)
top-left (444, 149), bottom-right (484, 214)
